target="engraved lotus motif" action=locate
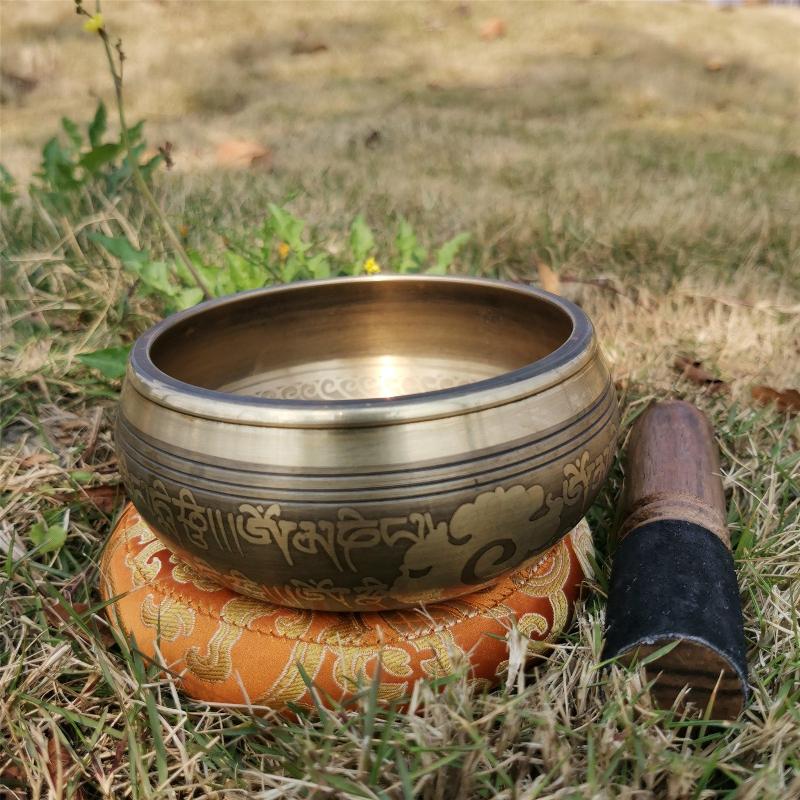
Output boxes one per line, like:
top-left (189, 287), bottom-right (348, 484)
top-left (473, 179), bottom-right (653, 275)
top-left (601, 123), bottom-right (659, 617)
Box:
top-left (116, 276), bottom-right (618, 610)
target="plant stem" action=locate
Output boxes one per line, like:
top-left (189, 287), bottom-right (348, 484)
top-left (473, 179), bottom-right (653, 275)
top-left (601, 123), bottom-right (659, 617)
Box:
top-left (91, 10), bottom-right (212, 299)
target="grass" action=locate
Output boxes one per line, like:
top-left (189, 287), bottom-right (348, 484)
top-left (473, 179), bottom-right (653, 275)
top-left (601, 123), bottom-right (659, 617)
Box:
top-left (1, 1), bottom-right (799, 798)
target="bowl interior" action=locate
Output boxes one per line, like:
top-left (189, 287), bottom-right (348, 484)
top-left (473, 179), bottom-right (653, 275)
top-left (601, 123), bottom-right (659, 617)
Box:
top-left (149, 279), bottom-right (573, 401)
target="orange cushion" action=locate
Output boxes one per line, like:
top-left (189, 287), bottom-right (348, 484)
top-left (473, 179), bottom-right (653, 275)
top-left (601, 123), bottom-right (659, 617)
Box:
top-left (100, 504), bottom-right (592, 710)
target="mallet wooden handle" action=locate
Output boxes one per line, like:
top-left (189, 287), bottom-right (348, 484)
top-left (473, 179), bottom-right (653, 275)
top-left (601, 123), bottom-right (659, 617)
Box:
top-left (619, 401), bottom-right (729, 548)
top-left (602, 400), bottom-right (748, 719)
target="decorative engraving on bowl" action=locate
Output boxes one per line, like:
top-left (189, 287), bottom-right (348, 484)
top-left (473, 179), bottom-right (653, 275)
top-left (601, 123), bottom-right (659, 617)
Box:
top-left (119, 431), bottom-right (615, 610)
top-left (217, 357), bottom-right (499, 401)
top-left (117, 277), bottom-right (619, 610)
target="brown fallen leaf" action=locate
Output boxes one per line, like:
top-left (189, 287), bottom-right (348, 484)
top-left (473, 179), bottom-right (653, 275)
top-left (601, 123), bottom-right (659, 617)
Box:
top-left (215, 139), bottom-right (273, 170)
top-left (111, 738), bottom-right (127, 771)
top-left (751, 385), bottom-right (800, 415)
top-left (673, 356), bottom-right (729, 394)
top-left (479, 18), bottom-right (506, 41)
top-left (0, 761), bottom-right (27, 789)
top-left (157, 140), bottom-right (174, 169)
top-left (70, 483), bottom-right (125, 514)
top-left (19, 451), bottom-right (56, 469)
top-left (291, 37), bottom-right (328, 56)
top-left (705, 58), bottom-right (726, 73)
top-left (45, 600), bottom-right (90, 628)
top-left (537, 262), bottom-right (561, 295)
top-left (364, 129), bottom-right (382, 149)
top-left (47, 734), bottom-right (85, 799)
top-left (44, 600), bottom-right (117, 648)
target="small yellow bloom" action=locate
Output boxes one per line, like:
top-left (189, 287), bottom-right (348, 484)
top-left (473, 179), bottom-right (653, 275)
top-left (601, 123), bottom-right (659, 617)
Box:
top-left (277, 242), bottom-right (290, 260)
top-left (82, 13), bottom-right (104, 33)
top-left (363, 257), bottom-right (381, 275)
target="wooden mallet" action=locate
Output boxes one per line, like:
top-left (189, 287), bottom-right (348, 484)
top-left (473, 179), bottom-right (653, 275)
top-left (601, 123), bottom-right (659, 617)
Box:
top-left (602, 400), bottom-right (748, 719)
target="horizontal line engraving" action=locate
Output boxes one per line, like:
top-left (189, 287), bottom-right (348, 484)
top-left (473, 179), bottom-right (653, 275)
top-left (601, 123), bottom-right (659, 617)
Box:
top-left (120, 377), bottom-right (614, 479)
top-left (120, 398), bottom-right (617, 504)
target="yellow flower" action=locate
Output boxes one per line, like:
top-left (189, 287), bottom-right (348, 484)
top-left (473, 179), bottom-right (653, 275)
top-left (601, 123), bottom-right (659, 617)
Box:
top-left (363, 257), bottom-right (381, 275)
top-left (277, 242), bottom-right (290, 260)
top-left (82, 13), bottom-right (104, 33)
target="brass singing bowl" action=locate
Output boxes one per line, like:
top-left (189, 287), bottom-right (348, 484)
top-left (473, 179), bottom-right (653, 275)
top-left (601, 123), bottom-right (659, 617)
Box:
top-left (116, 276), bottom-right (618, 611)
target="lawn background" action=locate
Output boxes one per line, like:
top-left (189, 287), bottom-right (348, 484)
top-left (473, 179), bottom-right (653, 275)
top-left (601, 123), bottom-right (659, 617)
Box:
top-left (1, 2), bottom-right (799, 798)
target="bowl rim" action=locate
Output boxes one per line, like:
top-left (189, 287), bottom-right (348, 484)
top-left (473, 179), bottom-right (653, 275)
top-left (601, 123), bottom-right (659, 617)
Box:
top-left (126, 276), bottom-right (596, 428)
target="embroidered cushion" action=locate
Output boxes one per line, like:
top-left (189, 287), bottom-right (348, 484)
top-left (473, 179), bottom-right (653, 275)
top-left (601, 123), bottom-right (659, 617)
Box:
top-left (100, 504), bottom-right (592, 710)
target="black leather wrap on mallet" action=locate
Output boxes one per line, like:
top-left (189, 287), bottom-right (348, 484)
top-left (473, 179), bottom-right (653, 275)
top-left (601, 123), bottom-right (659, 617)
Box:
top-left (602, 400), bottom-right (748, 719)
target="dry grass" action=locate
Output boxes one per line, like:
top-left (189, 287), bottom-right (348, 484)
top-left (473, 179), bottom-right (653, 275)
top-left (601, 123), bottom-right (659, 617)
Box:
top-left (2, 2), bottom-right (800, 798)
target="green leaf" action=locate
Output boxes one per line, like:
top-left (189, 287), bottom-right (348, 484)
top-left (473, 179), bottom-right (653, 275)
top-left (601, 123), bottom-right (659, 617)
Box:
top-left (126, 120), bottom-right (145, 144)
top-left (125, 143), bottom-right (146, 170)
top-left (61, 117), bottom-right (83, 151)
top-left (225, 252), bottom-right (266, 292)
top-left (307, 253), bottom-right (331, 280)
top-left (40, 137), bottom-right (79, 193)
top-left (267, 204), bottom-right (307, 251)
top-left (186, 252), bottom-right (224, 297)
top-left (0, 164), bottom-right (16, 206)
top-left (349, 214), bottom-right (375, 265)
top-left (29, 521), bottom-right (67, 554)
top-left (174, 287), bottom-right (204, 310)
top-left (429, 232), bottom-right (470, 275)
top-left (140, 261), bottom-right (178, 296)
top-left (139, 153), bottom-right (163, 180)
top-left (80, 143), bottom-right (121, 173)
top-left (77, 345), bottom-right (132, 379)
top-left (88, 233), bottom-right (148, 270)
top-left (70, 470), bottom-right (94, 484)
top-left (88, 101), bottom-right (108, 147)
top-left (394, 217), bottom-right (427, 273)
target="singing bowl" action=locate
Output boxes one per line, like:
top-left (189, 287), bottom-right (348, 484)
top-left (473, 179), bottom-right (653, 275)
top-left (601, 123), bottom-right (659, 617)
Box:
top-left (116, 276), bottom-right (618, 611)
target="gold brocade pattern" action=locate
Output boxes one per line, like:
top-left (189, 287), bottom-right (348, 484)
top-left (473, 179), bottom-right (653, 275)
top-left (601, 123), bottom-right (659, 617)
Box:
top-left (100, 504), bottom-right (590, 710)
top-left (140, 594), bottom-right (195, 641)
top-left (185, 596), bottom-right (271, 683)
top-left (260, 642), bottom-right (326, 706)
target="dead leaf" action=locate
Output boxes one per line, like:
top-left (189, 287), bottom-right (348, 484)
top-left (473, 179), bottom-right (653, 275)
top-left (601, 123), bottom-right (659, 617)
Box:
top-left (479, 18), bottom-right (506, 41)
top-left (46, 734), bottom-right (86, 799)
top-left (19, 452), bottom-right (56, 469)
top-left (45, 600), bottom-right (90, 628)
top-left (68, 483), bottom-right (125, 514)
top-left (215, 139), bottom-right (273, 170)
top-left (0, 761), bottom-right (26, 788)
top-left (705, 58), bottom-right (727, 73)
top-left (364, 129), bottom-right (382, 149)
top-left (673, 356), bottom-right (729, 394)
top-left (44, 600), bottom-right (116, 648)
top-left (751, 385), bottom-right (800, 415)
top-left (81, 406), bottom-right (104, 462)
top-left (84, 483), bottom-right (125, 513)
top-left (537, 262), bottom-right (561, 295)
top-left (157, 140), bottom-right (174, 169)
top-left (291, 37), bottom-right (328, 56)
top-left (111, 739), bottom-right (127, 771)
